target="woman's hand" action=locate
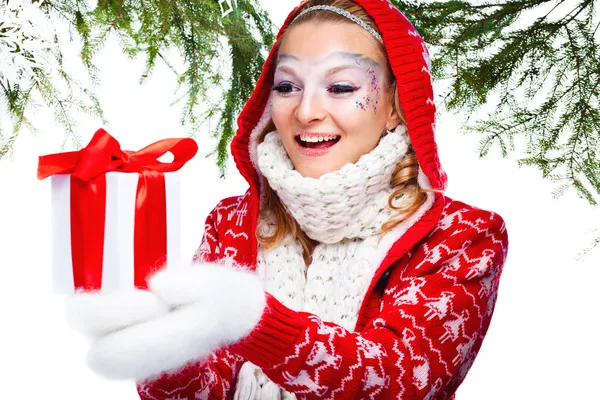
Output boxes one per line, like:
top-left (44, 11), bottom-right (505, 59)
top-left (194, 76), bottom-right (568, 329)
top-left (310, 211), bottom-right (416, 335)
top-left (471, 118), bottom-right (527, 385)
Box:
top-left (65, 262), bottom-right (267, 381)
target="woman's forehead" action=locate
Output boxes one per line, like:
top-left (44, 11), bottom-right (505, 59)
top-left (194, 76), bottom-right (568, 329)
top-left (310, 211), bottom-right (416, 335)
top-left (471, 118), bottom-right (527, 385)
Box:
top-left (275, 51), bottom-right (383, 76)
top-left (277, 21), bottom-right (386, 70)
top-left (277, 51), bottom-right (380, 69)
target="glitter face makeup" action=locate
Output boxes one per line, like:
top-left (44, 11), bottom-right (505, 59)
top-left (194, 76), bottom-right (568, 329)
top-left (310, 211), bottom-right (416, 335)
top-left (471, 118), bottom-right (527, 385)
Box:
top-left (269, 21), bottom-right (401, 179)
top-left (354, 58), bottom-right (381, 113)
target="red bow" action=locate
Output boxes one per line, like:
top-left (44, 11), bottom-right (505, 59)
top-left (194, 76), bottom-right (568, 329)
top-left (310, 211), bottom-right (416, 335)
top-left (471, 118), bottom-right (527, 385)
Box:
top-left (38, 128), bottom-right (198, 290)
top-left (37, 128), bottom-right (198, 180)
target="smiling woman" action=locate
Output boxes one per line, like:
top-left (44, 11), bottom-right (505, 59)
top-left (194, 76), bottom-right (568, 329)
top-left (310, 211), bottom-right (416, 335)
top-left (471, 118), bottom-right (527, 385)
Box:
top-left (268, 28), bottom-right (400, 176)
top-left (255, 1), bottom-right (432, 267)
top-left (63, 1), bottom-right (510, 399)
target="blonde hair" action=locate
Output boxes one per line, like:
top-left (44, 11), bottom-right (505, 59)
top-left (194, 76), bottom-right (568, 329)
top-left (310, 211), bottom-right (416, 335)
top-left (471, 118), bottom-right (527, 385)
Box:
top-left (256, 0), bottom-right (439, 266)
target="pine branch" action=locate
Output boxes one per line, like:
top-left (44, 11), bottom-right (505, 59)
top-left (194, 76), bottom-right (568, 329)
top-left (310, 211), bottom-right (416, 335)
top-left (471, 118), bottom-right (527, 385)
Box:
top-left (396, 0), bottom-right (600, 257)
top-left (397, 0), bottom-right (600, 207)
top-left (0, 0), bottom-right (274, 174)
top-left (0, 0), bottom-right (102, 157)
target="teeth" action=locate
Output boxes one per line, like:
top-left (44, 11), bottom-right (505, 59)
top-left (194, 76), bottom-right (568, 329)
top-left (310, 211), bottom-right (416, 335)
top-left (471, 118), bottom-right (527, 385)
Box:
top-left (299, 134), bottom-right (338, 142)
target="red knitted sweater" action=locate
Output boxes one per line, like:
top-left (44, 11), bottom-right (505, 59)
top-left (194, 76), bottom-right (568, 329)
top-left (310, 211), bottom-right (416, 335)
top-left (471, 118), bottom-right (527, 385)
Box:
top-left (136, 1), bottom-right (509, 398)
top-left (137, 193), bottom-right (508, 400)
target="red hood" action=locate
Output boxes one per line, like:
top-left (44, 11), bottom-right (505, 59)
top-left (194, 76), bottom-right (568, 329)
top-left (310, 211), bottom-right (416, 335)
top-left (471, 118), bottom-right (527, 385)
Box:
top-left (227, 0), bottom-right (452, 286)
top-left (231, 0), bottom-right (447, 195)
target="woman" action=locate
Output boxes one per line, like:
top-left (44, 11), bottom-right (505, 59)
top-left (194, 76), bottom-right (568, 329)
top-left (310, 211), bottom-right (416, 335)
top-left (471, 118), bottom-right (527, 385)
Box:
top-left (67, 0), bottom-right (509, 399)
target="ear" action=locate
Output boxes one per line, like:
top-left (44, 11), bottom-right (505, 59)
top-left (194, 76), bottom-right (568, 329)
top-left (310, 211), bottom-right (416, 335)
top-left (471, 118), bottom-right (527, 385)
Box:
top-left (385, 107), bottom-right (403, 131)
top-left (385, 114), bottom-right (402, 131)
top-left (385, 86), bottom-right (403, 130)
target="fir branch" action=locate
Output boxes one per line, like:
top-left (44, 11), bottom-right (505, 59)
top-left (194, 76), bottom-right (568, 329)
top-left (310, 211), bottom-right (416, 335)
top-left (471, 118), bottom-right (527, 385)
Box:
top-left (0, 0), bottom-right (103, 158)
top-left (396, 0), bottom-right (600, 256)
top-left (396, 0), bottom-right (600, 206)
top-left (1, 0), bottom-right (274, 170)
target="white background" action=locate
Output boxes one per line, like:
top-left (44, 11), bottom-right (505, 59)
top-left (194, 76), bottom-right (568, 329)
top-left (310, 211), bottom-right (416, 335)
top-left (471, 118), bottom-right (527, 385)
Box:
top-left (1, 1), bottom-right (599, 398)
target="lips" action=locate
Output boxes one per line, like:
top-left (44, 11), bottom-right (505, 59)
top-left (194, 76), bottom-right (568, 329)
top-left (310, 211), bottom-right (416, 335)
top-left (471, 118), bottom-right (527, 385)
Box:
top-left (295, 131), bottom-right (341, 146)
top-left (295, 135), bottom-right (341, 148)
top-left (295, 133), bottom-right (341, 156)
top-left (295, 130), bottom-right (339, 138)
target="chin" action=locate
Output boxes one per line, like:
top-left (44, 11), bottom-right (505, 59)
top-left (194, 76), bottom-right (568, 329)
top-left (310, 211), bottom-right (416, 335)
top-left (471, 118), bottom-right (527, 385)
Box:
top-left (296, 164), bottom-right (338, 179)
top-left (299, 170), bottom-right (324, 179)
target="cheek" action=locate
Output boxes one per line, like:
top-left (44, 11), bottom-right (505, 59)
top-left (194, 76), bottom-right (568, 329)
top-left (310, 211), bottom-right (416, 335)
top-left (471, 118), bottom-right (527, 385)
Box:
top-left (351, 59), bottom-right (383, 114)
top-left (327, 90), bottom-right (378, 130)
top-left (354, 70), bottom-right (382, 114)
top-left (270, 100), bottom-right (298, 151)
top-left (271, 98), bottom-right (296, 125)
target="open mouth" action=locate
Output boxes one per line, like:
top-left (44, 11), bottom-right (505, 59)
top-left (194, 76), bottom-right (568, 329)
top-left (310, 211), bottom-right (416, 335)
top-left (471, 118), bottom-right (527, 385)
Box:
top-left (296, 135), bottom-right (341, 149)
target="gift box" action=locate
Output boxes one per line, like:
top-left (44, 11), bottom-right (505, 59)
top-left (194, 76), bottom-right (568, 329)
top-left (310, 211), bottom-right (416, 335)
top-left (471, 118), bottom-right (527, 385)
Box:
top-left (37, 128), bottom-right (198, 293)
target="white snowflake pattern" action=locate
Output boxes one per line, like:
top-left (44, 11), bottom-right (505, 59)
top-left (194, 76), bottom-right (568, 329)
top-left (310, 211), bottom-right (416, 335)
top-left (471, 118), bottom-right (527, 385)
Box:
top-left (422, 42), bottom-right (432, 73)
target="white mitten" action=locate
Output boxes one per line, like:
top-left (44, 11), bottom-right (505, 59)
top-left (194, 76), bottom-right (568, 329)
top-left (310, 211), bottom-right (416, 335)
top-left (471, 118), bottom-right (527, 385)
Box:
top-left (65, 262), bottom-right (267, 381)
top-left (65, 288), bottom-right (169, 337)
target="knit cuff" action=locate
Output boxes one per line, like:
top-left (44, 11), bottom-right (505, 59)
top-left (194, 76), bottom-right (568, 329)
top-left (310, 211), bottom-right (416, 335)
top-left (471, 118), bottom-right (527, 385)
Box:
top-left (229, 293), bottom-right (306, 368)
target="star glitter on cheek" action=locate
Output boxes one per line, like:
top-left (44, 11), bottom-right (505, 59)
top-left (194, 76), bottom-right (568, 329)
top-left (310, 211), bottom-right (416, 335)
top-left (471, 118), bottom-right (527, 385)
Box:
top-left (355, 94), bottom-right (372, 111)
top-left (354, 59), bottom-right (381, 113)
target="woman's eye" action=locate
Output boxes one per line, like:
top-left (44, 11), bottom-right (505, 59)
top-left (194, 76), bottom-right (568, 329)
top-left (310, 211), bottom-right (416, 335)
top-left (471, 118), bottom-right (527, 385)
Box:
top-left (272, 82), bottom-right (295, 95)
top-left (329, 84), bottom-right (359, 94)
top-left (271, 83), bottom-right (359, 95)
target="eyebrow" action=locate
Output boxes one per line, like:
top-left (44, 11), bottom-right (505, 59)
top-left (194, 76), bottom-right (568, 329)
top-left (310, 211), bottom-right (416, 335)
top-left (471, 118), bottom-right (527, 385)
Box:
top-left (276, 51), bottom-right (382, 73)
top-left (276, 64), bottom-right (360, 78)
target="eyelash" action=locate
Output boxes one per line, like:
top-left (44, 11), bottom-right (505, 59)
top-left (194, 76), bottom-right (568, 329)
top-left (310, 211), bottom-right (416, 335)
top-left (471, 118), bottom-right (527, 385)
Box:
top-left (271, 82), bottom-right (359, 95)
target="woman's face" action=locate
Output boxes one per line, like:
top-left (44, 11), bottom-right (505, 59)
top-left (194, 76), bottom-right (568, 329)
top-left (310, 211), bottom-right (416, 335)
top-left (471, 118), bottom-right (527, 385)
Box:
top-left (271, 20), bottom-right (401, 178)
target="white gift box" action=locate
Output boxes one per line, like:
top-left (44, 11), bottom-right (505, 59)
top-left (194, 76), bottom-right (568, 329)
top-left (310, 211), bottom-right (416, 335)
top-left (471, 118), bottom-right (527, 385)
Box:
top-left (50, 172), bottom-right (182, 294)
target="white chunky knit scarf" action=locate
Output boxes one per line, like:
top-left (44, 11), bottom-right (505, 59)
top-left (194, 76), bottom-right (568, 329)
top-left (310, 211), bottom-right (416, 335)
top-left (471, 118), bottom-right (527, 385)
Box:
top-left (255, 125), bottom-right (411, 243)
top-left (234, 125), bottom-right (412, 400)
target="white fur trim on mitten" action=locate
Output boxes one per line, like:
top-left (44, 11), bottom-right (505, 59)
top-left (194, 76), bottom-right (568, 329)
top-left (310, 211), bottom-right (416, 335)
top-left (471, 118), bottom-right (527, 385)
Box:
top-left (85, 262), bottom-right (267, 381)
top-left (147, 263), bottom-right (267, 344)
top-left (148, 262), bottom-right (261, 307)
top-left (64, 289), bottom-right (169, 337)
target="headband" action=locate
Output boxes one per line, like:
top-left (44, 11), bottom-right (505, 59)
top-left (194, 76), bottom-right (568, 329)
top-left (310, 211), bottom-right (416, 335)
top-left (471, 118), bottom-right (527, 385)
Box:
top-left (291, 5), bottom-right (384, 44)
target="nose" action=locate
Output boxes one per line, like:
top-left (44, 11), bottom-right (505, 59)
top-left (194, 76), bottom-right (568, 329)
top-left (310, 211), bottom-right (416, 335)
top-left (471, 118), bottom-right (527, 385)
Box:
top-left (294, 90), bottom-right (327, 125)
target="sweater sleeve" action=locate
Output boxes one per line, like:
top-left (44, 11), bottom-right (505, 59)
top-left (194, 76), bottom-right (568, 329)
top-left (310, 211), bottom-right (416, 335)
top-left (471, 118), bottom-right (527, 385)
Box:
top-left (136, 198), bottom-right (247, 400)
top-left (230, 207), bottom-right (509, 399)
top-left (136, 349), bottom-right (245, 400)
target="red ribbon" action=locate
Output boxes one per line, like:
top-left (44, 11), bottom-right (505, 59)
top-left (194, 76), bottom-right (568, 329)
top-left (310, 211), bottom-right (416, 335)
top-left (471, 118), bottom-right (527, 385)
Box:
top-left (38, 128), bottom-right (198, 290)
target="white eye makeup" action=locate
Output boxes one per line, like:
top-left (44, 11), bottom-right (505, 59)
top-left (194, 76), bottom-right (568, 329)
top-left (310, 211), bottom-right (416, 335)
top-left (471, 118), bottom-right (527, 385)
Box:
top-left (272, 51), bottom-right (385, 114)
